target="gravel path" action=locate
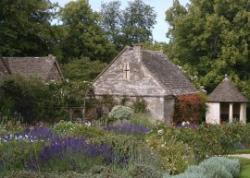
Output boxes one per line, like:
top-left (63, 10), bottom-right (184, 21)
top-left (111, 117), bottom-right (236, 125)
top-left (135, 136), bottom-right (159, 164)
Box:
top-left (229, 154), bottom-right (250, 159)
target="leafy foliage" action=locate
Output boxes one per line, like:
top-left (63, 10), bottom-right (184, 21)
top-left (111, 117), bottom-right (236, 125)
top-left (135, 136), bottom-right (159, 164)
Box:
top-left (101, 0), bottom-right (157, 48)
top-left (0, 76), bottom-right (67, 123)
top-left (59, 0), bottom-right (116, 63)
top-left (109, 105), bottom-right (134, 121)
top-left (174, 93), bottom-right (207, 124)
top-left (63, 58), bottom-right (107, 82)
top-left (0, 0), bottom-right (57, 57)
top-left (132, 98), bottom-right (148, 113)
top-left (147, 126), bottom-right (195, 174)
top-left (165, 157), bottom-right (240, 178)
top-left (165, 0), bottom-right (250, 95)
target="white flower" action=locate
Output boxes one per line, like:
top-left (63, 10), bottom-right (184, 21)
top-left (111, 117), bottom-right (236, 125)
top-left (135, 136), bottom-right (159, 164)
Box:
top-left (85, 121), bottom-right (91, 127)
top-left (157, 129), bottom-right (164, 135)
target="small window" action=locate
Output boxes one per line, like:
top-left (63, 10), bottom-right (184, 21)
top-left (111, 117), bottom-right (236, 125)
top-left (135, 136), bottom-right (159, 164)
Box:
top-left (123, 62), bottom-right (130, 80)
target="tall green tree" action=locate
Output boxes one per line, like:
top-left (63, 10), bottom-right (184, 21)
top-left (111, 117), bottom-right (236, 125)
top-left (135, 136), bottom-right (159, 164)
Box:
top-left (166, 0), bottom-right (250, 94)
top-left (101, 0), bottom-right (157, 48)
top-left (101, 1), bottom-right (123, 49)
top-left (60, 0), bottom-right (116, 63)
top-left (63, 58), bottom-right (107, 82)
top-left (0, 0), bottom-right (56, 56)
top-left (121, 0), bottom-right (157, 45)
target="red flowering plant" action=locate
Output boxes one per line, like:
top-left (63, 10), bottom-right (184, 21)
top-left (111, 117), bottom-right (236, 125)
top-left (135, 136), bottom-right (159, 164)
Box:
top-left (173, 93), bottom-right (207, 125)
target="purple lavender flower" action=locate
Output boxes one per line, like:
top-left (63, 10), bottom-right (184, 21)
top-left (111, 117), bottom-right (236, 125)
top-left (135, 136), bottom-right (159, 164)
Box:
top-left (37, 137), bottom-right (113, 165)
top-left (105, 123), bottom-right (150, 135)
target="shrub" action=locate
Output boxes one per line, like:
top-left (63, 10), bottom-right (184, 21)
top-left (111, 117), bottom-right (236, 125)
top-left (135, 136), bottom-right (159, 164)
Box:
top-left (174, 93), bottom-right (207, 124)
top-left (105, 123), bottom-right (150, 135)
top-left (29, 137), bottom-right (113, 172)
top-left (132, 98), bottom-right (147, 113)
top-left (0, 76), bottom-right (67, 123)
top-left (147, 125), bottom-right (195, 174)
top-left (200, 157), bottom-right (240, 178)
top-left (130, 113), bottom-right (156, 129)
top-left (109, 105), bottom-right (134, 121)
top-left (5, 170), bottom-right (93, 178)
top-left (128, 163), bottom-right (162, 178)
top-left (165, 157), bottom-right (240, 178)
top-left (53, 120), bottom-right (105, 139)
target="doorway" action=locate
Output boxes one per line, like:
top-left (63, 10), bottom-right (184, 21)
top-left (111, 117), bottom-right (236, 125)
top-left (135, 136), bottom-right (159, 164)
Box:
top-left (220, 103), bottom-right (229, 123)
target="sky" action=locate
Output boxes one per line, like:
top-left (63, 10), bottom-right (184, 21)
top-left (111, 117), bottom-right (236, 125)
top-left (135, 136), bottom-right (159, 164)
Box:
top-left (51, 0), bottom-right (190, 42)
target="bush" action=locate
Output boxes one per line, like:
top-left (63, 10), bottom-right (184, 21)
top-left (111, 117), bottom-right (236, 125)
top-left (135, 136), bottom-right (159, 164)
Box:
top-left (164, 157), bottom-right (240, 178)
top-left (132, 98), bottom-right (147, 113)
top-left (147, 125), bottom-right (195, 174)
top-left (53, 120), bottom-right (105, 139)
top-left (174, 93), bottom-right (207, 124)
top-left (130, 113), bottom-right (156, 129)
top-left (0, 76), bottom-right (67, 123)
top-left (200, 157), bottom-right (240, 178)
top-left (128, 163), bottom-right (162, 178)
top-left (109, 105), bottom-right (134, 121)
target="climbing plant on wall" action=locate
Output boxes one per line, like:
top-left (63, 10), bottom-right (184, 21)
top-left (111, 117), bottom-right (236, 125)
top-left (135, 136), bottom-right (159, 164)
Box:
top-left (174, 93), bottom-right (207, 124)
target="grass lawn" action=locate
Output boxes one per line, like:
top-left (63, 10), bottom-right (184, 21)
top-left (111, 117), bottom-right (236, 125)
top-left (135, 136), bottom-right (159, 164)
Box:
top-left (232, 149), bottom-right (250, 154)
top-left (239, 158), bottom-right (250, 178)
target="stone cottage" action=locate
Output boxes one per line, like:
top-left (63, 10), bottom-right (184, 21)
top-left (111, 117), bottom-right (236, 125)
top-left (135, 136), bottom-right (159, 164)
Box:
top-left (0, 55), bottom-right (64, 82)
top-left (206, 75), bottom-right (248, 124)
top-left (93, 45), bottom-right (198, 123)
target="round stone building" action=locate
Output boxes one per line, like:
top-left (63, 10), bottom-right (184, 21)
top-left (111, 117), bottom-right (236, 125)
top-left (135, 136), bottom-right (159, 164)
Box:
top-left (206, 76), bottom-right (248, 124)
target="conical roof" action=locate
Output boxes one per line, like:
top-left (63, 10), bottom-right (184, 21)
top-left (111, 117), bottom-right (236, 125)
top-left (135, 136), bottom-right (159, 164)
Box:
top-left (208, 76), bottom-right (248, 103)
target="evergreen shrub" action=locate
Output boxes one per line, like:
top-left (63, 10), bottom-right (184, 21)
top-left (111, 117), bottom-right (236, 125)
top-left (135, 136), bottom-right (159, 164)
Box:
top-left (109, 105), bottom-right (134, 121)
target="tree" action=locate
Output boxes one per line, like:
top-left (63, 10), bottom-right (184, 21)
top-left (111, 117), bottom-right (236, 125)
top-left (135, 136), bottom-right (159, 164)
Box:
top-left (0, 76), bottom-right (66, 123)
top-left (60, 0), bottom-right (116, 63)
top-left (100, 0), bottom-right (157, 48)
top-left (101, 1), bottom-right (123, 49)
top-left (63, 58), bottom-right (107, 82)
top-left (121, 0), bottom-right (157, 45)
top-left (0, 0), bottom-right (56, 56)
top-left (166, 0), bottom-right (250, 94)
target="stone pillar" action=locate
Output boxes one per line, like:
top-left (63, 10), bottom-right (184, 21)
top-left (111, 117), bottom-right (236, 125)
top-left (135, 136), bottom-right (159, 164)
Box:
top-left (240, 103), bottom-right (247, 124)
top-left (229, 103), bottom-right (233, 123)
top-left (206, 103), bottom-right (220, 124)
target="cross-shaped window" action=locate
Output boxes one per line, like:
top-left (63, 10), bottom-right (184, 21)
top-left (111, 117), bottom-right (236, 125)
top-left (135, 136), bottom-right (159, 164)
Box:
top-left (123, 62), bottom-right (130, 80)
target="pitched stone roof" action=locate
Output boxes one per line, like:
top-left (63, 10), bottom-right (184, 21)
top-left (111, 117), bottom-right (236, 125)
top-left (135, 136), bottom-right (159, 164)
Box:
top-left (0, 55), bottom-right (63, 82)
top-left (208, 77), bottom-right (248, 103)
top-left (141, 50), bottom-right (198, 96)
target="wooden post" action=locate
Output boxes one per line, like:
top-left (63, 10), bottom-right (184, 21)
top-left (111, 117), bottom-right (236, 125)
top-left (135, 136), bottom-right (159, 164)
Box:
top-left (229, 103), bottom-right (233, 123)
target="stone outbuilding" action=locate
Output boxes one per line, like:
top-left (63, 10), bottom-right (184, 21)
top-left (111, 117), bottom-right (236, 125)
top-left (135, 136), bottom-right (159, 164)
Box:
top-left (206, 76), bottom-right (248, 124)
top-left (0, 55), bottom-right (64, 82)
top-left (93, 45), bottom-right (198, 123)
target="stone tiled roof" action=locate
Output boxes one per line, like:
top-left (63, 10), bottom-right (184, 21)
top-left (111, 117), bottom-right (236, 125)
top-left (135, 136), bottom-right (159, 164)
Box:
top-left (141, 50), bottom-right (198, 96)
top-left (208, 77), bottom-right (248, 103)
top-left (0, 56), bottom-right (63, 82)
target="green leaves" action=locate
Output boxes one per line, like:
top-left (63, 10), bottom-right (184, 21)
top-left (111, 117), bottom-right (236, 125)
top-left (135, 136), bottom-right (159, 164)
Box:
top-left (0, 0), bottom-right (57, 56)
top-left (59, 0), bottom-right (116, 63)
top-left (166, 0), bottom-right (250, 94)
top-left (101, 0), bottom-right (157, 48)
top-left (63, 58), bottom-right (107, 82)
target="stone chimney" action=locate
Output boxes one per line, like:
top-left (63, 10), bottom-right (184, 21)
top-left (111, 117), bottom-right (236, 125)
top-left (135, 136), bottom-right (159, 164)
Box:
top-left (132, 44), bottom-right (142, 62)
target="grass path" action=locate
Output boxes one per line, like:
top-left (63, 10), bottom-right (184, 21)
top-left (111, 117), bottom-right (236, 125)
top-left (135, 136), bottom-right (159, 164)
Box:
top-left (229, 154), bottom-right (250, 178)
top-left (238, 157), bottom-right (250, 178)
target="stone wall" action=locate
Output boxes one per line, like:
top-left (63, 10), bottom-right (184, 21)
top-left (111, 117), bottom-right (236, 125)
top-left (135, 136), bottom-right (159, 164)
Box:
top-left (206, 103), bottom-right (220, 124)
top-left (164, 96), bottom-right (175, 124)
top-left (94, 46), bottom-right (165, 96)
